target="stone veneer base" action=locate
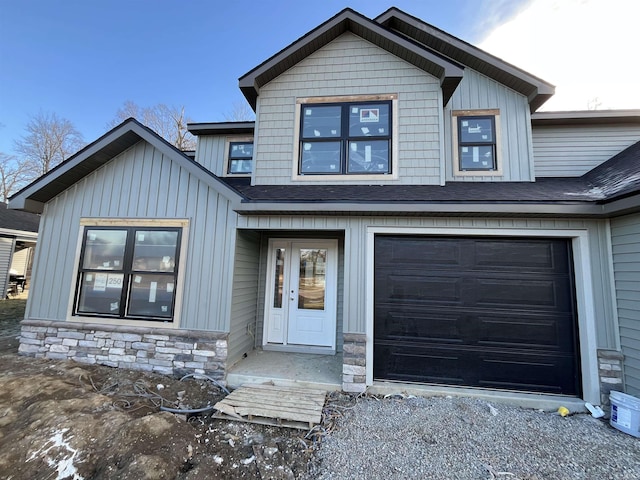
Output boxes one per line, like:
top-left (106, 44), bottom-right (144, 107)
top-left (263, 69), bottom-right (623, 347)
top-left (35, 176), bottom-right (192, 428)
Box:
top-left (19, 319), bottom-right (228, 381)
top-left (597, 349), bottom-right (625, 405)
top-left (342, 333), bottom-right (367, 393)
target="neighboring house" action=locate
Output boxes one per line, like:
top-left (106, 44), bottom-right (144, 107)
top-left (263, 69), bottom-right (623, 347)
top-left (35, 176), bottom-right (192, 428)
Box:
top-left (9, 8), bottom-right (640, 406)
top-left (0, 202), bottom-right (39, 298)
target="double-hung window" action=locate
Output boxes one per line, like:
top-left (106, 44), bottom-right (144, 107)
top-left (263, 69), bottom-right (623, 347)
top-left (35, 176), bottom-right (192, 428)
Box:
top-left (299, 100), bottom-right (392, 175)
top-left (75, 227), bottom-right (181, 321)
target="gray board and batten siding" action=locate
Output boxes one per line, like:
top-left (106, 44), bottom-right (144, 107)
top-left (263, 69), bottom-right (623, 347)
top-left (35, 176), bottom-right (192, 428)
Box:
top-left (237, 214), bottom-right (618, 352)
top-left (253, 32), bottom-right (443, 186)
top-left (610, 213), bottom-right (640, 397)
top-left (443, 69), bottom-right (534, 182)
top-left (25, 140), bottom-right (239, 333)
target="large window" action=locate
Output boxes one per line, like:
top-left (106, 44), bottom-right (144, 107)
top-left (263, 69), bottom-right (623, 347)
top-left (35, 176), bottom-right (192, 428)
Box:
top-left (453, 110), bottom-right (501, 175)
top-left (75, 227), bottom-right (181, 321)
top-left (299, 100), bottom-right (391, 175)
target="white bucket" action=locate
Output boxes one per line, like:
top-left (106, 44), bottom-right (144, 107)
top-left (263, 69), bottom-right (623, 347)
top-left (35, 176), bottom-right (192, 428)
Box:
top-left (609, 391), bottom-right (640, 438)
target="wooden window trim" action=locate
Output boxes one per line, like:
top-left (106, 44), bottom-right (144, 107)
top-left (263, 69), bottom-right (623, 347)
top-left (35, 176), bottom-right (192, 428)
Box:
top-left (292, 94), bottom-right (399, 182)
top-left (452, 109), bottom-right (503, 177)
top-left (224, 136), bottom-right (254, 177)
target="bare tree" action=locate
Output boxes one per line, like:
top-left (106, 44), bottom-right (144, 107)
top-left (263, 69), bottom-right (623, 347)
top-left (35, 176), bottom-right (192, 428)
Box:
top-left (223, 101), bottom-right (255, 122)
top-left (110, 101), bottom-right (197, 151)
top-left (14, 112), bottom-right (85, 176)
top-left (0, 152), bottom-right (30, 202)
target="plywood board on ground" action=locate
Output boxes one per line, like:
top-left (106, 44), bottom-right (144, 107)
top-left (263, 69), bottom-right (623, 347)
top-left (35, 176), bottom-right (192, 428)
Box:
top-left (213, 384), bottom-right (326, 429)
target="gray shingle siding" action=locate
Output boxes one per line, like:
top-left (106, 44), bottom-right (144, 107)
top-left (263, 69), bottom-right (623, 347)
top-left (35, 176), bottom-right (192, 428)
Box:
top-left (254, 32), bottom-right (442, 186)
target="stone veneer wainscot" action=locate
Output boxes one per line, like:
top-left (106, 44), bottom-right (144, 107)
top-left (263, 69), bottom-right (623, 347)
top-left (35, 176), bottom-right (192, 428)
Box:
top-left (19, 320), bottom-right (228, 381)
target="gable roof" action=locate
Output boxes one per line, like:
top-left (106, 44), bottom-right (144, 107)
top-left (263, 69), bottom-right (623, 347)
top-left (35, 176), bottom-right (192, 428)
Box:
top-left (239, 8), bottom-right (464, 110)
top-left (375, 7), bottom-right (555, 112)
top-left (0, 202), bottom-right (39, 235)
top-left (8, 118), bottom-right (243, 214)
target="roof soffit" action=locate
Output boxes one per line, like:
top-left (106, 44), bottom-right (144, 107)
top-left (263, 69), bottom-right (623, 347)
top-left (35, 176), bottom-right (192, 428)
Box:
top-left (375, 8), bottom-right (555, 112)
top-left (238, 8), bottom-right (463, 109)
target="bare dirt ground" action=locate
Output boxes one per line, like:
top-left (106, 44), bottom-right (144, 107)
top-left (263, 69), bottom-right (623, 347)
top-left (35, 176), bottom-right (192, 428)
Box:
top-left (0, 351), bottom-right (327, 479)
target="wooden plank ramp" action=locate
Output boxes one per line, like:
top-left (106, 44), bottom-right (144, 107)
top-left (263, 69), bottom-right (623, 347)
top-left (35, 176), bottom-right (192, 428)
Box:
top-left (213, 384), bottom-right (327, 430)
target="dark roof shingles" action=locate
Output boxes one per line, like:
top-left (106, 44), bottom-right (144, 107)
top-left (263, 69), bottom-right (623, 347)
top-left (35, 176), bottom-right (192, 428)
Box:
top-left (222, 141), bottom-right (640, 206)
top-left (0, 203), bottom-right (40, 233)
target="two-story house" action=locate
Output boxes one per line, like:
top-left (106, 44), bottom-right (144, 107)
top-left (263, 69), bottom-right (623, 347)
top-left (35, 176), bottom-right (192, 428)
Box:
top-left (9, 7), bottom-right (640, 408)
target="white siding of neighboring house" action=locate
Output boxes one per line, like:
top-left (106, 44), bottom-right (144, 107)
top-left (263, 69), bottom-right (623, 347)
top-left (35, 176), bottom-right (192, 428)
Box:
top-left (254, 32), bottom-right (442, 186)
top-left (533, 124), bottom-right (640, 177)
top-left (444, 69), bottom-right (535, 182)
top-left (611, 214), bottom-right (640, 396)
top-left (10, 247), bottom-right (31, 276)
top-left (25, 140), bottom-right (238, 333)
top-left (0, 236), bottom-right (15, 299)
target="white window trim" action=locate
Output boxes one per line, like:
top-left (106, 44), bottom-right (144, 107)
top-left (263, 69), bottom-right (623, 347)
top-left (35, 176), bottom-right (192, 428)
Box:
top-left (66, 218), bottom-right (189, 329)
top-left (224, 136), bottom-right (254, 177)
top-left (365, 226), bottom-right (600, 405)
top-left (452, 109), bottom-right (503, 177)
top-left (292, 94), bottom-right (399, 182)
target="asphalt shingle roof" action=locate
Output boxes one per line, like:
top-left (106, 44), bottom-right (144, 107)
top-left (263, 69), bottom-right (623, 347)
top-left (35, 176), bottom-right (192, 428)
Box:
top-left (0, 202), bottom-right (40, 233)
top-left (221, 141), bottom-right (640, 207)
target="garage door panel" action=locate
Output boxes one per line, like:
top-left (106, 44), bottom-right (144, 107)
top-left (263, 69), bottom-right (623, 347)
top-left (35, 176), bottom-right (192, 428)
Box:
top-left (377, 307), bottom-right (465, 343)
top-left (478, 354), bottom-right (578, 394)
top-left (374, 235), bottom-right (581, 396)
top-left (380, 237), bottom-right (463, 267)
top-left (374, 344), bottom-right (466, 385)
top-left (376, 307), bottom-right (573, 350)
top-left (376, 273), bottom-right (462, 304)
top-left (476, 314), bottom-right (576, 350)
top-left (473, 278), bottom-right (569, 310)
top-left (473, 239), bottom-right (560, 270)
top-left (376, 342), bottom-right (577, 394)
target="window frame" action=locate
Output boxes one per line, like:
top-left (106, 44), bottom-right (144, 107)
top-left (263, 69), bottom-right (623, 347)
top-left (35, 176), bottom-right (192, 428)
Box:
top-left (72, 224), bottom-right (184, 323)
top-left (224, 136), bottom-right (254, 177)
top-left (452, 109), bottom-right (502, 177)
top-left (293, 95), bottom-right (398, 181)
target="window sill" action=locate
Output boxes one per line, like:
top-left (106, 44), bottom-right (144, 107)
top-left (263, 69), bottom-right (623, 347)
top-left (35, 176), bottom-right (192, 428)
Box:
top-left (292, 172), bottom-right (398, 182)
top-left (68, 315), bottom-right (179, 329)
top-left (453, 169), bottom-right (503, 177)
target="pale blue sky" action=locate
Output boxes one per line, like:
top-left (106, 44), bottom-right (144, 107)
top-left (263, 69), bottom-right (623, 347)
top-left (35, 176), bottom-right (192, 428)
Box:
top-left (0, 0), bottom-right (552, 154)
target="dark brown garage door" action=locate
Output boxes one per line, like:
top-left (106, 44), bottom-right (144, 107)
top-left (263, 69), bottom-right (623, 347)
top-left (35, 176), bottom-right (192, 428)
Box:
top-left (374, 236), bottom-right (581, 396)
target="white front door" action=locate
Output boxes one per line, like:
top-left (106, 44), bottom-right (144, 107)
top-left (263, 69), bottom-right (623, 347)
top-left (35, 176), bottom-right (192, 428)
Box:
top-left (264, 239), bottom-right (338, 352)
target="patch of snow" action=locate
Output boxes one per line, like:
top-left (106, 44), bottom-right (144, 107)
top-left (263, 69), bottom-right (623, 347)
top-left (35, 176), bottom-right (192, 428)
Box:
top-left (26, 428), bottom-right (84, 480)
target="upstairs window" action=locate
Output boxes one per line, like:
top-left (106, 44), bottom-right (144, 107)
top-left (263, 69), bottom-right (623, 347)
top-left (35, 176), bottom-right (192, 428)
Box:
top-left (227, 141), bottom-right (253, 174)
top-left (299, 100), bottom-right (392, 175)
top-left (75, 226), bottom-right (182, 321)
top-left (453, 110), bottom-right (501, 176)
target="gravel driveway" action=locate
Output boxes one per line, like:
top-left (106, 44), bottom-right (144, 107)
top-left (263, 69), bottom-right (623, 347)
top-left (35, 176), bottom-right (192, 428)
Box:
top-left (308, 394), bottom-right (640, 479)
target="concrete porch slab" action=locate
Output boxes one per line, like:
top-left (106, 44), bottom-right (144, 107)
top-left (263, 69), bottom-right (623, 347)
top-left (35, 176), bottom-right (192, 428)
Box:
top-left (226, 350), bottom-right (342, 391)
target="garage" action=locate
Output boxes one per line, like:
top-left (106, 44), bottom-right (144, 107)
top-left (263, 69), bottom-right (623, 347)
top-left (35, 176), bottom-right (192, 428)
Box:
top-left (374, 235), bottom-right (581, 396)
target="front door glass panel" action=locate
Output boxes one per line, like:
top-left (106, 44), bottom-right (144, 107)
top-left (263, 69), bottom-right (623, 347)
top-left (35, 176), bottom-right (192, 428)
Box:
top-left (297, 248), bottom-right (327, 310)
top-left (273, 248), bottom-right (285, 308)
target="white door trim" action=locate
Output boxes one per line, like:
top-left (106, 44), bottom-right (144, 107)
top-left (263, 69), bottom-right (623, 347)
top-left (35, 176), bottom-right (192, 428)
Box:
top-left (366, 226), bottom-right (599, 404)
top-left (263, 238), bottom-right (338, 354)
